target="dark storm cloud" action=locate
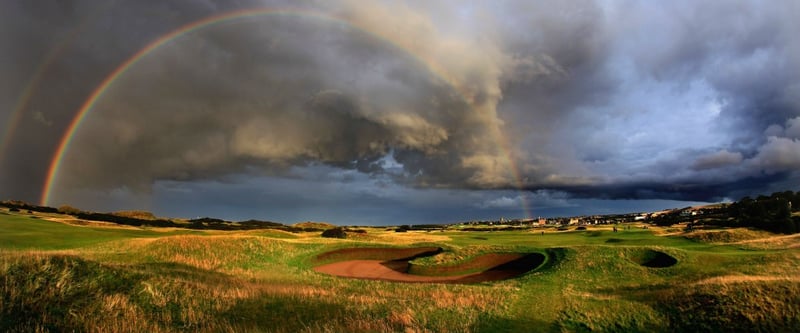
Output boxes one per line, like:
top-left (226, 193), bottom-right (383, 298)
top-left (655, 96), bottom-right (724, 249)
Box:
top-left (2, 0), bottom-right (799, 214)
top-left (496, 0), bottom-right (800, 200)
top-left (690, 150), bottom-right (743, 171)
top-left (48, 0), bottom-right (534, 200)
top-left (0, 0), bottom-right (276, 201)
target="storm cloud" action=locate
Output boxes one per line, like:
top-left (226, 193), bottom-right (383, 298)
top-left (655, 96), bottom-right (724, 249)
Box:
top-left (1, 0), bottom-right (799, 223)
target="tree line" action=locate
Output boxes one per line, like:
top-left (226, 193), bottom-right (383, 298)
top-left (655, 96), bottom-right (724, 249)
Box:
top-left (651, 190), bottom-right (800, 234)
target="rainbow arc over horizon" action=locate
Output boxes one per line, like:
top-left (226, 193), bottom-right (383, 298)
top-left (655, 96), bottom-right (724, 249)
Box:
top-left (0, 2), bottom-right (113, 165)
top-left (40, 8), bottom-right (533, 220)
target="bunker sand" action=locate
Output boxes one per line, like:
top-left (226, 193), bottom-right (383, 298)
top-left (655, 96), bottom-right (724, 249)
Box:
top-left (314, 247), bottom-right (544, 284)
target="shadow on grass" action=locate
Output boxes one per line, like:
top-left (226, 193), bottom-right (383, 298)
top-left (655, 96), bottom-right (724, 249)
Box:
top-left (130, 261), bottom-right (234, 282)
top-left (0, 255), bottom-right (143, 332)
top-left (590, 279), bottom-right (800, 333)
top-left (223, 295), bottom-right (397, 332)
top-left (471, 313), bottom-right (556, 333)
top-left (374, 252), bottom-right (547, 284)
top-left (626, 249), bottom-right (678, 268)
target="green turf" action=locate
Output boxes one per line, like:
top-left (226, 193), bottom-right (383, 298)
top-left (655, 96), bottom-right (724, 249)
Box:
top-left (0, 211), bottom-right (798, 332)
top-left (0, 213), bottom-right (195, 250)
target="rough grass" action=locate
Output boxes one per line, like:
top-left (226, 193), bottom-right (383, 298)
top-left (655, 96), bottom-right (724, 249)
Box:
top-left (1, 211), bottom-right (799, 332)
top-left (683, 228), bottom-right (776, 243)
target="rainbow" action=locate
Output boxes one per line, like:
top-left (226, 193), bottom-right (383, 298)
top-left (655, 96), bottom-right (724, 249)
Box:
top-left (0, 2), bottom-right (113, 165)
top-left (0, 45), bottom-right (67, 161)
top-left (40, 8), bottom-right (532, 219)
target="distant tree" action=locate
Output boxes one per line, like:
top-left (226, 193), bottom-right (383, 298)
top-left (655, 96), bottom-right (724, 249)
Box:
top-left (58, 205), bottom-right (82, 215)
top-left (725, 192), bottom-right (799, 234)
top-left (652, 211), bottom-right (682, 227)
top-left (321, 227), bottom-right (347, 239)
top-left (790, 191), bottom-right (800, 212)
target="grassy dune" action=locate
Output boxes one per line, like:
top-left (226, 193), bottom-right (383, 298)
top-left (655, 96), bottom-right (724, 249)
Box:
top-left (1, 209), bottom-right (799, 332)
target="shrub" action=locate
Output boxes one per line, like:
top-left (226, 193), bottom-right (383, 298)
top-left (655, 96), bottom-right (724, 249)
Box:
top-left (57, 205), bottom-right (82, 215)
top-left (321, 227), bottom-right (347, 239)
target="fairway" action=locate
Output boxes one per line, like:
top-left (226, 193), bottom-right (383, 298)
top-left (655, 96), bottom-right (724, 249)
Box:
top-left (0, 212), bottom-right (197, 250)
top-left (1, 210), bottom-right (799, 332)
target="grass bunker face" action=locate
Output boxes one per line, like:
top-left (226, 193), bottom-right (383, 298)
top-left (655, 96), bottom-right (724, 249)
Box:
top-left (628, 249), bottom-right (678, 268)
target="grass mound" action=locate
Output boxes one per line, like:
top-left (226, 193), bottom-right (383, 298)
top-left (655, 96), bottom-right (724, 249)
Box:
top-left (2, 212), bottom-right (798, 332)
top-left (0, 254), bottom-right (144, 332)
top-left (628, 249), bottom-right (678, 268)
top-left (408, 252), bottom-right (545, 276)
top-left (684, 228), bottom-right (774, 243)
top-left (653, 280), bottom-right (800, 332)
top-left (293, 221), bottom-right (336, 230)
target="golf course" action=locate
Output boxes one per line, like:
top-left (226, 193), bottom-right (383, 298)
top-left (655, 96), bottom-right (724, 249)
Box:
top-left (1, 208), bottom-right (799, 332)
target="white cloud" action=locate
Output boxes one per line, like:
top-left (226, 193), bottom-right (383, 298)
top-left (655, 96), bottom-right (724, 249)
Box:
top-left (477, 195), bottom-right (522, 209)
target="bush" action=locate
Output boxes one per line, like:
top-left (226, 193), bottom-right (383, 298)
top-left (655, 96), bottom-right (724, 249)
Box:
top-left (321, 227), bottom-right (347, 239)
top-left (57, 205), bottom-right (83, 215)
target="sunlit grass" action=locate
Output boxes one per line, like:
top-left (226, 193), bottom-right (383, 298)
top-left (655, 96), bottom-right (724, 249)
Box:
top-left (1, 210), bottom-right (798, 332)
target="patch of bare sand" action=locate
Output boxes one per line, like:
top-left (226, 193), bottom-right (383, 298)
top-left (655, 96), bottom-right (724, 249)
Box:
top-left (313, 247), bottom-right (541, 284)
top-left (313, 260), bottom-right (525, 283)
top-left (314, 260), bottom-right (475, 282)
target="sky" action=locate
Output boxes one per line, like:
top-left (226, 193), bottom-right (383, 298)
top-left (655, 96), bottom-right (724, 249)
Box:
top-left (1, 0), bottom-right (799, 225)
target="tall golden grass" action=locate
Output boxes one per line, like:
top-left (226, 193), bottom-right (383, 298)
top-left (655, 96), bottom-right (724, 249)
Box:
top-left (1, 234), bottom-right (514, 332)
top-left (2, 223), bottom-right (799, 332)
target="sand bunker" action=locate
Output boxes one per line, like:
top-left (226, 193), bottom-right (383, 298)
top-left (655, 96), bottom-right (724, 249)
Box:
top-left (313, 247), bottom-right (544, 283)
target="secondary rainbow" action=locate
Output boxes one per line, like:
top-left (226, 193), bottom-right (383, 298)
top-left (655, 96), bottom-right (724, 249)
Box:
top-left (0, 2), bottom-right (113, 165)
top-left (40, 8), bottom-right (532, 219)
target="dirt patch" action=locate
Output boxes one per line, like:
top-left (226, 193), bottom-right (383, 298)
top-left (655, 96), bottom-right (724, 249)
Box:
top-left (628, 249), bottom-right (678, 268)
top-left (314, 247), bottom-right (544, 284)
top-left (314, 247), bottom-right (443, 263)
